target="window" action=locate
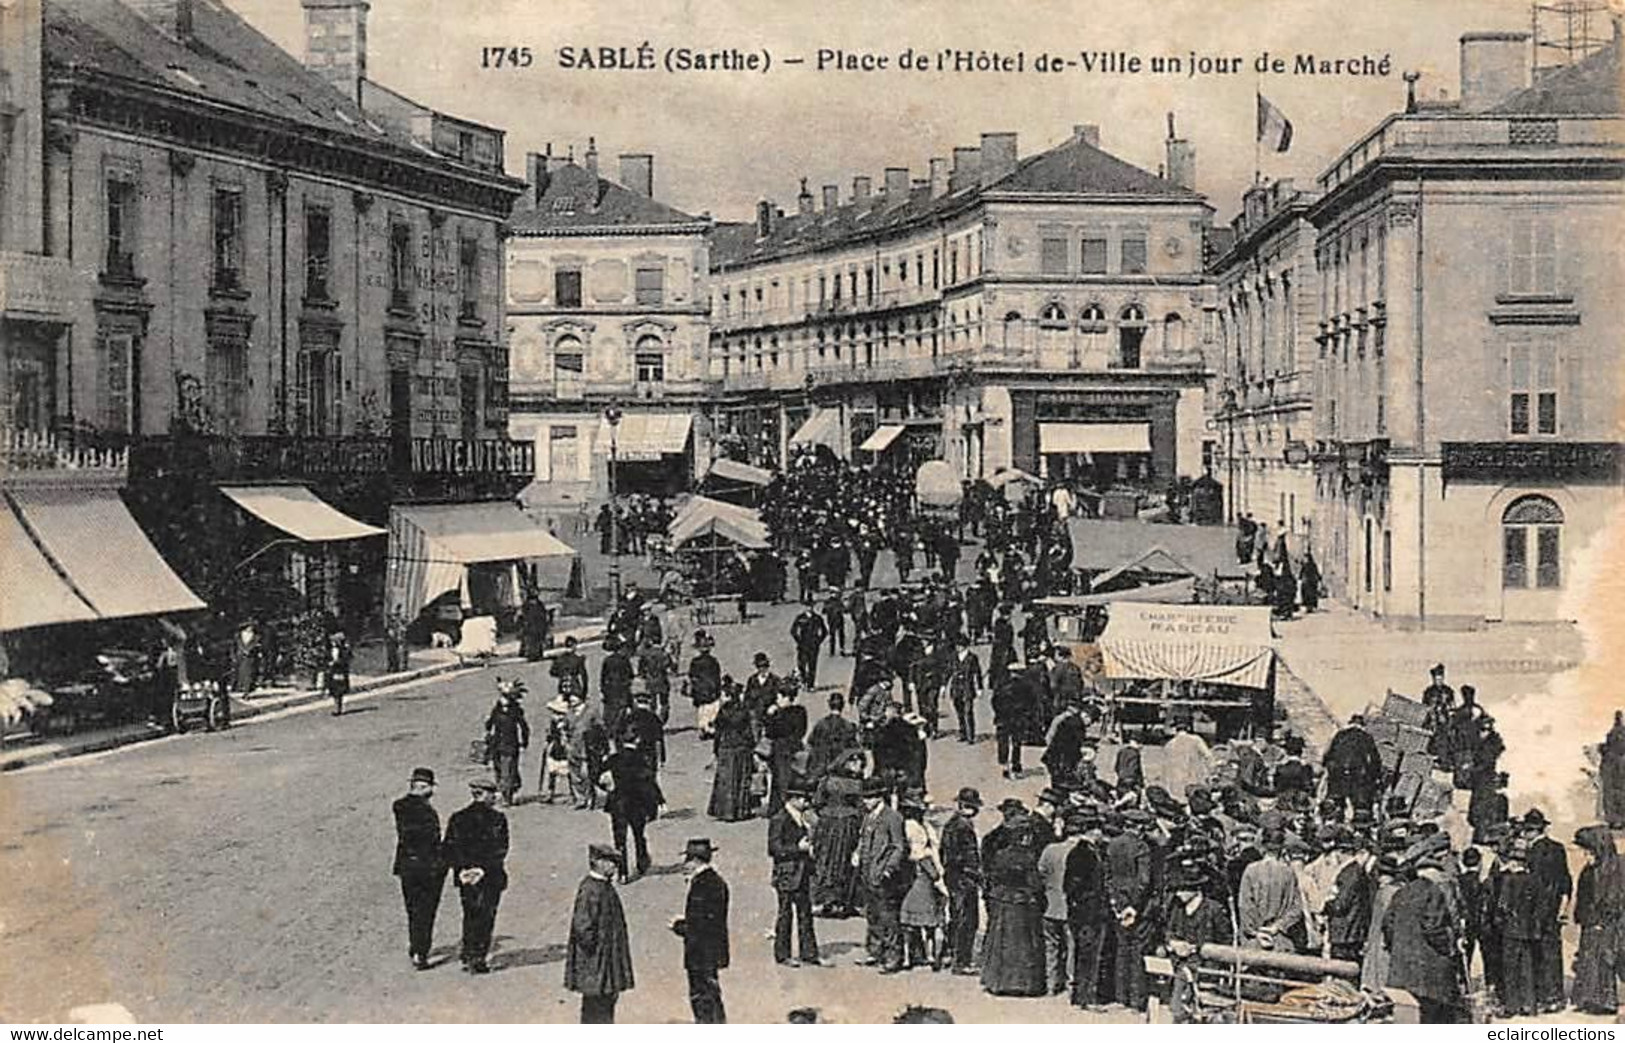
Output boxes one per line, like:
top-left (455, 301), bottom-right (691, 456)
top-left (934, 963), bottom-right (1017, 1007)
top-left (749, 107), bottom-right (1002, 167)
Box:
top-left (105, 176), bottom-right (138, 279)
top-left (1081, 236), bottom-right (1108, 274)
top-left (554, 269), bottom-right (582, 308)
top-left (1509, 211), bottom-right (1557, 296)
top-left (212, 187), bottom-right (244, 291)
top-left (207, 340), bottom-right (248, 434)
top-left (1116, 305), bottom-right (1146, 368)
top-left (548, 425), bottom-right (579, 482)
top-left (1040, 236), bottom-right (1068, 275)
top-left (864, 266), bottom-right (875, 301)
top-left (635, 266), bottom-right (664, 306)
top-left (389, 221), bottom-right (413, 307)
top-left (304, 205), bottom-right (332, 301)
top-left (458, 237), bottom-right (480, 319)
top-left (1502, 495), bottom-right (1564, 589)
top-left (848, 271), bottom-right (857, 299)
top-left (1039, 303), bottom-right (1067, 327)
top-left (1120, 234), bottom-right (1148, 274)
top-left (916, 253), bottom-right (924, 287)
top-left (949, 246), bottom-right (959, 284)
top-left (1080, 303), bottom-right (1107, 329)
top-left (553, 338), bottom-right (585, 398)
top-left (295, 349), bottom-right (339, 437)
top-left (1164, 313), bottom-right (1185, 355)
top-left (1508, 338), bottom-right (1558, 436)
top-left (100, 331), bottom-right (136, 434)
top-left (1002, 312), bottom-right (1022, 351)
top-left (817, 275), bottom-right (827, 304)
top-left (635, 335), bottom-right (665, 382)
top-left (932, 248), bottom-right (940, 289)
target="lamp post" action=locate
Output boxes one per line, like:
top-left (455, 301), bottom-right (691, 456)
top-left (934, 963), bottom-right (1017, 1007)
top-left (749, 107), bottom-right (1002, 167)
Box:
top-left (604, 403), bottom-right (623, 603)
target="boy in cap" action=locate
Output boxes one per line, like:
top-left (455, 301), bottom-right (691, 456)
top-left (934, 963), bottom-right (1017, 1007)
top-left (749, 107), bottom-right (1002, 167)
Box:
top-left (671, 839), bottom-right (729, 1023)
top-left (392, 767), bottom-right (446, 970)
top-left (566, 843), bottom-right (634, 1022)
top-left (441, 777), bottom-right (509, 974)
top-left (539, 699), bottom-right (573, 804)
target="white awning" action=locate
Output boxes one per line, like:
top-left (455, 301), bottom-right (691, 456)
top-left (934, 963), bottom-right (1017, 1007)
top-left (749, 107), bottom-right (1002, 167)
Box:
top-left (859, 424), bottom-right (906, 453)
top-left (221, 486), bottom-right (384, 542)
top-left (1098, 602), bottom-right (1276, 689)
top-left (388, 502), bottom-right (575, 621)
top-left (704, 458), bottom-right (773, 487)
top-left (789, 408), bottom-right (843, 451)
top-left (596, 412), bottom-right (693, 461)
top-left (1039, 422), bottom-right (1151, 455)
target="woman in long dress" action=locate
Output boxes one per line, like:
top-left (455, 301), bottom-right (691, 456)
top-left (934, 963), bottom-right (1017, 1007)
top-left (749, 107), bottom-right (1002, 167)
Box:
top-left (1572, 825), bottom-right (1625, 1014)
top-left (708, 684), bottom-right (755, 822)
top-left (811, 750), bottom-right (866, 916)
top-left (900, 797), bottom-right (948, 969)
top-left (980, 805), bottom-right (1048, 996)
top-left (1601, 715), bottom-right (1625, 829)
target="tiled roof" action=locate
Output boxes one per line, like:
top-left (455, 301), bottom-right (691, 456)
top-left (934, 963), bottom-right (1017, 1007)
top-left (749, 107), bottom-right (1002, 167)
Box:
top-left (508, 161), bottom-right (706, 233)
top-left (43, 0), bottom-right (494, 178)
top-left (713, 134), bottom-right (1202, 268)
top-left (1493, 37), bottom-right (1621, 115)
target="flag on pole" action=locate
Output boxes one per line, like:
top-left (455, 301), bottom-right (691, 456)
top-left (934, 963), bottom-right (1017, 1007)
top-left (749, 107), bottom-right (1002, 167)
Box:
top-left (1257, 93), bottom-right (1293, 153)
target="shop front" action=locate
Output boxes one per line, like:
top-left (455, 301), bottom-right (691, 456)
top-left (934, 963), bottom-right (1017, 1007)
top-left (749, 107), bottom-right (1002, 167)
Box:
top-left (598, 411), bottom-right (695, 497)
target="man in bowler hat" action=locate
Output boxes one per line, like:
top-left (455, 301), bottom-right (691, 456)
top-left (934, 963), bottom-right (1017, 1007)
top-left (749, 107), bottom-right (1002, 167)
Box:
top-left (441, 777), bottom-right (509, 973)
top-left (768, 776), bottom-right (821, 966)
top-left (566, 843), bottom-right (635, 1023)
top-left (671, 838), bottom-right (730, 1023)
top-left (392, 767), bottom-right (446, 970)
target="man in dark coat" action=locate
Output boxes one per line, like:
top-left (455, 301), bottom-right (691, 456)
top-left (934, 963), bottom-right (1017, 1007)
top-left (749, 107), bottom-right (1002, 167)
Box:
top-left (856, 777), bottom-right (911, 973)
top-left (441, 777), bottom-right (509, 974)
top-left (1041, 703), bottom-right (1088, 786)
top-left (392, 766), bottom-right (446, 970)
top-left (1104, 813), bottom-right (1154, 1011)
top-left (822, 592), bottom-right (848, 657)
top-left (791, 607), bottom-right (829, 689)
top-left (636, 638), bottom-right (673, 724)
top-left (948, 638), bottom-right (983, 744)
top-left (1049, 646), bottom-right (1085, 707)
top-left (1524, 808), bottom-right (1572, 1012)
top-left (768, 778), bottom-right (821, 966)
top-left (1324, 714), bottom-right (1385, 817)
top-left (1063, 809), bottom-right (1110, 1009)
top-left (993, 665), bottom-right (1037, 779)
top-left (671, 839), bottom-right (729, 1023)
top-left (599, 642), bottom-right (635, 733)
top-left (1382, 857), bottom-right (1465, 1023)
top-left (519, 593), bottom-right (550, 661)
top-left (743, 652), bottom-right (780, 736)
top-left (621, 691), bottom-right (666, 771)
top-left (551, 635), bottom-right (589, 700)
top-left (687, 635), bottom-right (723, 739)
top-left (942, 787), bottom-right (983, 975)
top-left (764, 685), bottom-right (809, 816)
top-left (567, 844), bottom-right (635, 1023)
top-left (484, 681), bottom-right (530, 807)
top-left (604, 735), bottom-right (662, 881)
top-left (1323, 833), bottom-right (1377, 962)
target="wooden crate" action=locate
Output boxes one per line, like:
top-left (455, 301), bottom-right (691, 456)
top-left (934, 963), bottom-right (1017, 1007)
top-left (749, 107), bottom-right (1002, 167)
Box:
top-left (1393, 773), bottom-right (1425, 809)
top-left (1378, 744), bottom-right (1402, 772)
top-left (1398, 751), bottom-right (1435, 779)
top-left (1367, 718), bottom-right (1401, 746)
top-left (1394, 725), bottom-right (1432, 756)
top-left (1382, 693), bottom-right (1430, 728)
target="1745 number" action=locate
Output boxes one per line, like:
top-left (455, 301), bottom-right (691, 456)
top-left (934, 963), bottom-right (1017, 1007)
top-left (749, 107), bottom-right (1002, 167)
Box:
top-left (480, 47), bottom-right (534, 69)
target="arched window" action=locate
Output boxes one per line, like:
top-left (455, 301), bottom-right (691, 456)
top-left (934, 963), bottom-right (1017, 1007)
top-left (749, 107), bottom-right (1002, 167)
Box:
top-left (634, 334), bottom-right (665, 382)
top-left (1164, 312), bottom-right (1186, 355)
top-left (553, 334), bottom-right (585, 396)
top-left (1079, 303), bottom-right (1107, 329)
top-left (1116, 305), bottom-right (1147, 369)
top-left (1003, 311), bottom-right (1023, 351)
top-left (1502, 494), bottom-right (1564, 590)
top-left (1039, 302), bottom-right (1068, 327)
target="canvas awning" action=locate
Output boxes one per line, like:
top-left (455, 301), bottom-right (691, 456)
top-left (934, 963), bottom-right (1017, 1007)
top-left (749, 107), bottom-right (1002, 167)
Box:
top-left (1098, 602), bottom-right (1275, 689)
top-left (6, 488), bottom-right (205, 623)
top-left (1033, 577), bottom-right (1198, 609)
top-left (597, 412), bottom-right (693, 461)
top-left (0, 500), bottom-right (99, 632)
top-left (859, 424), bottom-right (905, 453)
top-left (221, 486), bottom-right (384, 542)
top-left (704, 458), bottom-right (773, 487)
top-left (789, 408), bottom-right (842, 451)
top-left (1039, 422), bottom-right (1151, 455)
top-left (388, 502), bottom-right (575, 620)
top-left (669, 496), bottom-right (770, 550)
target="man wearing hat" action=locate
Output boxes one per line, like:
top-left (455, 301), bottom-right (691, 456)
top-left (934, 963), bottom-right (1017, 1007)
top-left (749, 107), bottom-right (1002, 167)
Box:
top-left (1039, 806), bottom-right (1083, 995)
top-left (855, 776), bottom-right (910, 973)
top-left (603, 732), bottom-right (662, 882)
top-left (392, 767), bottom-right (446, 970)
top-left (688, 631), bottom-right (723, 740)
top-left (768, 776), bottom-right (822, 967)
top-left (1322, 830), bottom-right (1376, 962)
top-left (566, 844), bottom-right (635, 1023)
top-left (948, 636), bottom-right (983, 745)
top-left (671, 839), bottom-right (729, 1023)
top-left (1063, 805), bottom-right (1110, 1009)
top-left (1323, 714), bottom-right (1384, 819)
top-left (441, 777), bottom-right (509, 974)
top-left (551, 633), bottom-right (590, 701)
top-left (600, 639), bottom-right (636, 734)
top-left (1383, 840), bottom-right (1467, 1023)
top-left (790, 603), bottom-right (829, 689)
top-left (941, 787), bottom-right (983, 975)
top-left (1523, 808), bottom-right (1572, 1012)
top-left (744, 652), bottom-right (781, 734)
top-left (1162, 854), bottom-right (1233, 1022)
top-left (484, 679), bottom-right (530, 807)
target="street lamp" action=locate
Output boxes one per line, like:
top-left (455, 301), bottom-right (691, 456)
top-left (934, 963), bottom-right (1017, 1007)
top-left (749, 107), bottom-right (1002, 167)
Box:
top-left (604, 403), bottom-right (623, 603)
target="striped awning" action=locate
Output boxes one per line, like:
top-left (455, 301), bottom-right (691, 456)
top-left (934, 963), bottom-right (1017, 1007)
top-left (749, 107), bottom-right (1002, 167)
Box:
top-left (859, 424), bottom-right (905, 453)
top-left (221, 486), bottom-right (384, 542)
top-left (388, 502), bottom-right (575, 621)
top-left (1039, 422), bottom-right (1151, 455)
top-left (789, 408), bottom-right (842, 451)
top-left (1098, 601), bottom-right (1275, 689)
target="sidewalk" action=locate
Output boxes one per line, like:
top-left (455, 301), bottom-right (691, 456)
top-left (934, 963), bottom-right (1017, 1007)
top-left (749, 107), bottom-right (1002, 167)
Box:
top-left (0, 618), bottom-right (605, 773)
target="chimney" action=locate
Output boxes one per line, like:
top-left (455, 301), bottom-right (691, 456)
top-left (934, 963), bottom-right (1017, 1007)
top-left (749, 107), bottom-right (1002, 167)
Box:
top-left (525, 149), bottom-right (552, 203)
top-left (1164, 112), bottom-right (1195, 191)
top-left (618, 153), bottom-right (653, 197)
top-left (583, 136), bottom-right (599, 176)
top-left (822, 184), bottom-right (840, 212)
top-left (756, 199), bottom-right (775, 239)
top-left (1459, 31), bottom-right (1532, 112)
top-left (883, 167), bottom-right (910, 199)
top-left (929, 157), bottom-right (949, 198)
top-left (949, 146), bottom-right (980, 192)
top-left (797, 178), bottom-right (815, 216)
top-left (979, 132), bottom-right (1018, 187)
top-left (300, 0), bottom-right (369, 106)
top-left (852, 175), bottom-right (872, 202)
top-left (1073, 123), bottom-right (1101, 148)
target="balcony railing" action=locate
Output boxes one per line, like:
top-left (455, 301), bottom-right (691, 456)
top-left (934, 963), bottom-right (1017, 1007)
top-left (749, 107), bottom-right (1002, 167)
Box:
top-left (0, 251), bottom-right (75, 320)
top-left (0, 426), bottom-right (128, 479)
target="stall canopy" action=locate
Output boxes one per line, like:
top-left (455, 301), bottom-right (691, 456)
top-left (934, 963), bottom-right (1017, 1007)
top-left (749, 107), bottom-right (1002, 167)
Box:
top-left (596, 413), bottom-right (693, 461)
top-left (1038, 422), bottom-right (1151, 455)
top-left (1066, 518), bottom-right (1251, 580)
top-left (789, 408), bottom-right (842, 452)
top-left (0, 500), bottom-right (100, 631)
top-left (1098, 602), bottom-right (1276, 689)
top-left (388, 502), bottom-right (575, 620)
top-left (859, 424), bottom-right (905, 453)
top-left (4, 488), bottom-right (206, 624)
top-left (220, 486), bottom-right (384, 542)
top-left (668, 496), bottom-right (770, 550)
top-left (915, 460), bottom-right (962, 508)
top-left (1033, 577), bottom-right (1198, 609)
top-left (704, 458), bottom-right (773, 488)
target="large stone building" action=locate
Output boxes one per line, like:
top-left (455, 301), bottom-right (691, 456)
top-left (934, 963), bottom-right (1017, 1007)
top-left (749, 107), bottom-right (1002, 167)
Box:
top-left (1, 0), bottom-right (535, 650)
top-left (708, 123), bottom-right (1215, 492)
top-left (1210, 179), bottom-right (1319, 539)
top-left (1308, 29), bottom-right (1623, 625)
top-left (505, 143), bottom-right (712, 506)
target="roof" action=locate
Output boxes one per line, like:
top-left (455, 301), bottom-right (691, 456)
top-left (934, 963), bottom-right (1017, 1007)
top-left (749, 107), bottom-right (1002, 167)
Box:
top-left (714, 134), bottom-right (1203, 268)
top-left (1493, 38), bottom-right (1621, 115)
top-left (43, 0), bottom-right (504, 183)
top-left (509, 161), bottom-right (707, 234)
top-left (1065, 518), bottom-right (1251, 580)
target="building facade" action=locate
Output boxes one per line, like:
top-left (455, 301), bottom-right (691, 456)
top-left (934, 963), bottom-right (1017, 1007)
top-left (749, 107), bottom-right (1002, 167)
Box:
top-left (1308, 30), bottom-right (1623, 625)
top-left (505, 144), bottom-right (713, 507)
top-left (708, 123), bottom-right (1214, 495)
top-left (1210, 179), bottom-right (1319, 540)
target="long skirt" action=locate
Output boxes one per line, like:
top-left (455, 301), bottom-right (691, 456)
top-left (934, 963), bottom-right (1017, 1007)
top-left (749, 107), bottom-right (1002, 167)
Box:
top-left (901, 871), bottom-right (944, 928)
top-left (708, 746), bottom-right (755, 821)
top-left (1572, 922), bottom-right (1625, 1013)
top-left (811, 811), bottom-right (863, 909)
top-left (1500, 935), bottom-right (1539, 1015)
top-left (981, 896), bottom-right (1046, 996)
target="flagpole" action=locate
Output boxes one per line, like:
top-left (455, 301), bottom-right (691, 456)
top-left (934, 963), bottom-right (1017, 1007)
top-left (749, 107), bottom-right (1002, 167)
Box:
top-left (1253, 74), bottom-right (1262, 186)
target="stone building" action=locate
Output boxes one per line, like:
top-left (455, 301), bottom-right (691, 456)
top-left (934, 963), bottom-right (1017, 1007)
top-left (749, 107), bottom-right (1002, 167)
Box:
top-left (1308, 29), bottom-right (1623, 625)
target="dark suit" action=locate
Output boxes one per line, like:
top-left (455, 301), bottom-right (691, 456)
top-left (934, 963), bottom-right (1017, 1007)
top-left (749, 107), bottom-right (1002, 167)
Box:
top-left (941, 812), bottom-right (982, 971)
top-left (1063, 839), bottom-right (1109, 1007)
top-left (1528, 834), bottom-right (1572, 1010)
top-left (605, 748), bottom-right (662, 878)
top-left (1323, 857), bottom-right (1376, 962)
top-left (1383, 876), bottom-right (1464, 1022)
top-left (673, 866), bottom-right (730, 1023)
top-left (768, 808), bottom-right (820, 963)
top-left (441, 801), bottom-right (509, 968)
top-left (949, 650), bottom-right (982, 743)
top-left (391, 794), bottom-right (445, 961)
top-left (857, 804), bottom-right (911, 970)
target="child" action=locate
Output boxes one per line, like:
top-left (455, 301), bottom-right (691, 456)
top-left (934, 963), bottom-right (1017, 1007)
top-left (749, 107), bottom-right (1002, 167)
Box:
top-left (540, 698), bottom-right (574, 804)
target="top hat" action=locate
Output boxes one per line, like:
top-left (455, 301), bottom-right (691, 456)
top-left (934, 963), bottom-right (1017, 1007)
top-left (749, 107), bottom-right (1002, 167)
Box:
top-left (410, 766), bottom-right (437, 786)
top-left (955, 786), bottom-right (984, 809)
top-left (683, 838), bottom-right (718, 862)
